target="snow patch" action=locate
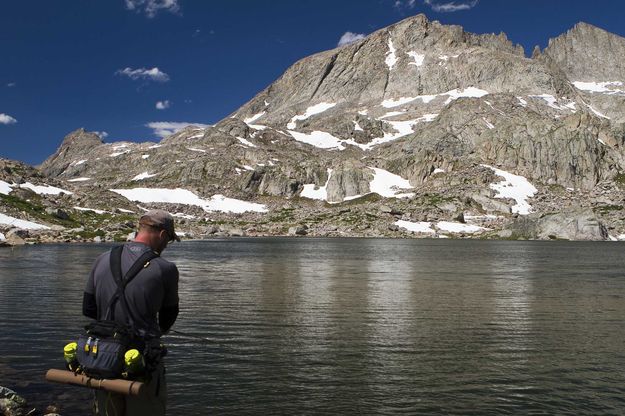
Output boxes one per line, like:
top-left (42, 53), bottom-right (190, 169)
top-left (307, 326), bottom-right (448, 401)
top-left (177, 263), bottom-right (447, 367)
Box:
top-left (369, 167), bottom-right (414, 198)
top-left (395, 220), bottom-right (435, 234)
top-left (517, 97), bottom-right (528, 107)
top-left (148, 144), bottom-right (162, 149)
top-left (407, 51), bottom-right (425, 67)
top-left (444, 87), bottom-right (489, 104)
top-left (482, 165), bottom-right (537, 215)
top-left (287, 103), bottom-right (336, 129)
top-left (300, 169), bottom-right (332, 200)
top-left (187, 147), bottom-right (207, 153)
top-left (244, 111), bottom-right (266, 124)
top-left (132, 172), bottom-right (157, 181)
top-left (382, 96), bottom-right (418, 108)
top-left (236, 137), bottom-right (257, 147)
top-left (385, 37), bottom-right (398, 70)
top-left (353, 120), bottom-right (364, 131)
top-left (74, 159), bottom-right (88, 166)
top-left (0, 180), bottom-right (12, 195)
top-left (433, 168), bottom-right (445, 174)
top-left (288, 130), bottom-right (346, 150)
top-left (117, 208), bottom-right (135, 214)
top-left (73, 206), bottom-right (107, 214)
top-left (110, 188), bottom-right (267, 213)
top-left (483, 118), bottom-right (494, 129)
top-left (572, 81), bottom-right (624, 94)
top-left (142, 154), bottom-right (150, 159)
top-left (436, 221), bottom-right (488, 233)
top-left (172, 213), bottom-right (196, 220)
top-left (0, 212), bottom-right (50, 230)
top-left (584, 103), bottom-right (610, 119)
top-left (20, 182), bottom-right (72, 195)
top-left (67, 177), bottom-right (91, 182)
top-left (379, 111), bottom-right (406, 119)
top-left (110, 150), bottom-right (130, 157)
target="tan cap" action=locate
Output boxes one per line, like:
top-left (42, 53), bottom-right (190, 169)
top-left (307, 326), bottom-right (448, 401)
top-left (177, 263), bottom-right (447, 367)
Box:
top-left (139, 210), bottom-right (180, 242)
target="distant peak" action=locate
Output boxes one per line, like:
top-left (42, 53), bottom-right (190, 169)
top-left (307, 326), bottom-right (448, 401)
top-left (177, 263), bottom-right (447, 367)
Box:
top-left (60, 128), bottom-right (104, 148)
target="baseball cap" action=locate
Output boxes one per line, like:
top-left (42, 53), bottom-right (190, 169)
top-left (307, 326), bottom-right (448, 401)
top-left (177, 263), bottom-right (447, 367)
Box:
top-left (139, 210), bottom-right (181, 242)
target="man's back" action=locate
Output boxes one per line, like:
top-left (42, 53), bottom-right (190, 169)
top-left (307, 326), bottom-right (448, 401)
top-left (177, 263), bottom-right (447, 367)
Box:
top-left (84, 241), bottom-right (179, 337)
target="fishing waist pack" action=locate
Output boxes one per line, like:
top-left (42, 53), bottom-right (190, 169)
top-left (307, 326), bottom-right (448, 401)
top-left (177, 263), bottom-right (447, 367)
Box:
top-left (75, 245), bottom-right (159, 380)
top-left (76, 321), bottom-right (141, 379)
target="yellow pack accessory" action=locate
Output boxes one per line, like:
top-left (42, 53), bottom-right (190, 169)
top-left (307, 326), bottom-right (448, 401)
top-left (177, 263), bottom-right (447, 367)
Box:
top-left (124, 349), bottom-right (144, 373)
top-left (63, 342), bottom-right (78, 363)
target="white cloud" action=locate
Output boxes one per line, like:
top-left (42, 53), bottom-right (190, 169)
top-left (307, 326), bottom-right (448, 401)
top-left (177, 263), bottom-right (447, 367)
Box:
top-left (156, 100), bottom-right (171, 110)
top-left (146, 121), bottom-right (209, 138)
top-left (6, 82), bottom-right (16, 88)
top-left (115, 67), bottom-right (170, 82)
top-left (394, 0), bottom-right (417, 8)
top-left (125, 0), bottom-right (180, 18)
top-left (424, 0), bottom-right (478, 12)
top-left (337, 31), bottom-right (367, 47)
top-left (94, 131), bottom-right (109, 139)
top-left (0, 113), bottom-right (17, 125)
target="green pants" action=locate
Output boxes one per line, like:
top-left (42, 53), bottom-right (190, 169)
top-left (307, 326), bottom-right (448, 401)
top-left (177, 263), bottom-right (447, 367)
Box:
top-left (94, 361), bottom-right (166, 416)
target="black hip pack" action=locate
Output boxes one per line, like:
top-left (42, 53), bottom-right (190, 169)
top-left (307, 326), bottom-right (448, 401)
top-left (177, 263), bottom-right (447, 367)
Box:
top-left (76, 245), bottom-right (158, 379)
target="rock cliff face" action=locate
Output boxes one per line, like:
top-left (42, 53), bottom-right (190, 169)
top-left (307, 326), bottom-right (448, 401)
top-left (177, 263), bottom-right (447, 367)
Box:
top-left (5, 14), bottom-right (625, 242)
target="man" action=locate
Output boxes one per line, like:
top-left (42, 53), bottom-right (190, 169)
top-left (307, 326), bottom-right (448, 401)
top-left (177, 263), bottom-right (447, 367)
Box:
top-left (83, 209), bottom-right (180, 415)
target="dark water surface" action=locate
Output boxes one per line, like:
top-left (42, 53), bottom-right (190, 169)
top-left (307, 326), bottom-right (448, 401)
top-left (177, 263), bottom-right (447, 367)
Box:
top-left (1, 239), bottom-right (624, 415)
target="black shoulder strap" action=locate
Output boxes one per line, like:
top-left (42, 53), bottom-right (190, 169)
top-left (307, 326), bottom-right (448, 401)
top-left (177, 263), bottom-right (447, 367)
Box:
top-left (105, 245), bottom-right (159, 324)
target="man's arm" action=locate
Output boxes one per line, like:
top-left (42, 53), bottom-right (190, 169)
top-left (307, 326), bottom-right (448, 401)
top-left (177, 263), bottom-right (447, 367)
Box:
top-left (159, 304), bottom-right (179, 333)
top-left (83, 292), bottom-right (97, 319)
top-left (83, 255), bottom-right (102, 319)
top-left (159, 263), bottom-right (179, 333)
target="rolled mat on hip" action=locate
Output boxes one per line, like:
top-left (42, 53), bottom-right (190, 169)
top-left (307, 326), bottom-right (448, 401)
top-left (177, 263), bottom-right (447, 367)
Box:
top-left (45, 369), bottom-right (145, 396)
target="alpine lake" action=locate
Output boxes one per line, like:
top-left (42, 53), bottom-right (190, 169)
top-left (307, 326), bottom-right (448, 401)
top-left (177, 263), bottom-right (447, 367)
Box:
top-left (1, 238), bottom-right (624, 415)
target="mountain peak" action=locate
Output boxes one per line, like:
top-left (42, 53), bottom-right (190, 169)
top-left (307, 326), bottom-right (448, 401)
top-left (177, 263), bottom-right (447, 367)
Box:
top-left (544, 22), bottom-right (625, 81)
top-left (39, 129), bottom-right (104, 174)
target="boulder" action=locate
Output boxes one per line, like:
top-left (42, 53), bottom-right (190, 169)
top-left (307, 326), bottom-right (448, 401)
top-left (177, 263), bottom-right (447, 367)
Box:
top-left (6, 228), bottom-right (29, 239)
top-left (0, 386), bottom-right (33, 416)
top-left (45, 207), bottom-right (70, 220)
top-left (4, 232), bottom-right (25, 246)
top-left (470, 194), bottom-right (512, 214)
top-left (288, 225), bottom-right (308, 236)
top-left (509, 209), bottom-right (608, 240)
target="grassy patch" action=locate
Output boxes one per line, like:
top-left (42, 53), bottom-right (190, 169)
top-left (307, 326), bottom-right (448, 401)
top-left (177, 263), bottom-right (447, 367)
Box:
top-left (419, 193), bottom-right (455, 206)
top-left (614, 173), bottom-right (625, 185)
top-left (595, 204), bottom-right (624, 215)
top-left (0, 194), bottom-right (79, 227)
top-left (338, 193), bottom-right (382, 206)
top-left (268, 208), bottom-right (295, 222)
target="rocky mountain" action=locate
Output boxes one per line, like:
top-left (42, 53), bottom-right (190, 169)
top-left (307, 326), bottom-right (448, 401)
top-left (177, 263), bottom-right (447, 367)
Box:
top-left (3, 14), bottom-right (625, 243)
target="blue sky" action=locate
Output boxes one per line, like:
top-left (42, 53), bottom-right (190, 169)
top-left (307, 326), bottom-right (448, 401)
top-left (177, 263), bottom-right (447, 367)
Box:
top-left (1, 0), bottom-right (624, 165)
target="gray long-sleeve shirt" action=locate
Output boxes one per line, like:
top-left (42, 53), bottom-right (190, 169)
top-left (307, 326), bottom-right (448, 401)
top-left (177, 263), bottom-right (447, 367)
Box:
top-left (84, 242), bottom-right (179, 337)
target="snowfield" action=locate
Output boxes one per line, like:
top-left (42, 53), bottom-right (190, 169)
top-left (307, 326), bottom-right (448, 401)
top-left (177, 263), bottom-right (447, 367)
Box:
top-left (0, 180), bottom-right (12, 195)
top-left (0, 212), bottom-right (50, 230)
top-left (572, 81), bottom-right (623, 94)
top-left (287, 103), bottom-right (337, 129)
top-left (110, 187), bottom-right (267, 213)
top-left (369, 168), bottom-right (414, 198)
top-left (395, 220), bottom-right (489, 234)
top-left (300, 169), bottom-right (332, 201)
top-left (19, 182), bottom-right (73, 195)
top-left (482, 165), bottom-right (537, 215)
top-left (132, 172), bottom-right (158, 181)
top-left (300, 168), bottom-right (413, 201)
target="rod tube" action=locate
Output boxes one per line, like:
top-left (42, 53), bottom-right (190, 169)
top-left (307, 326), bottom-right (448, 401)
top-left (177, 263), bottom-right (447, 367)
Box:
top-left (45, 369), bottom-right (145, 396)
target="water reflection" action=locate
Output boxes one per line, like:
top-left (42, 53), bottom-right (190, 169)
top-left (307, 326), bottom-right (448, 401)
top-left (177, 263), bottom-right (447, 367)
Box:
top-left (1, 240), bottom-right (625, 415)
